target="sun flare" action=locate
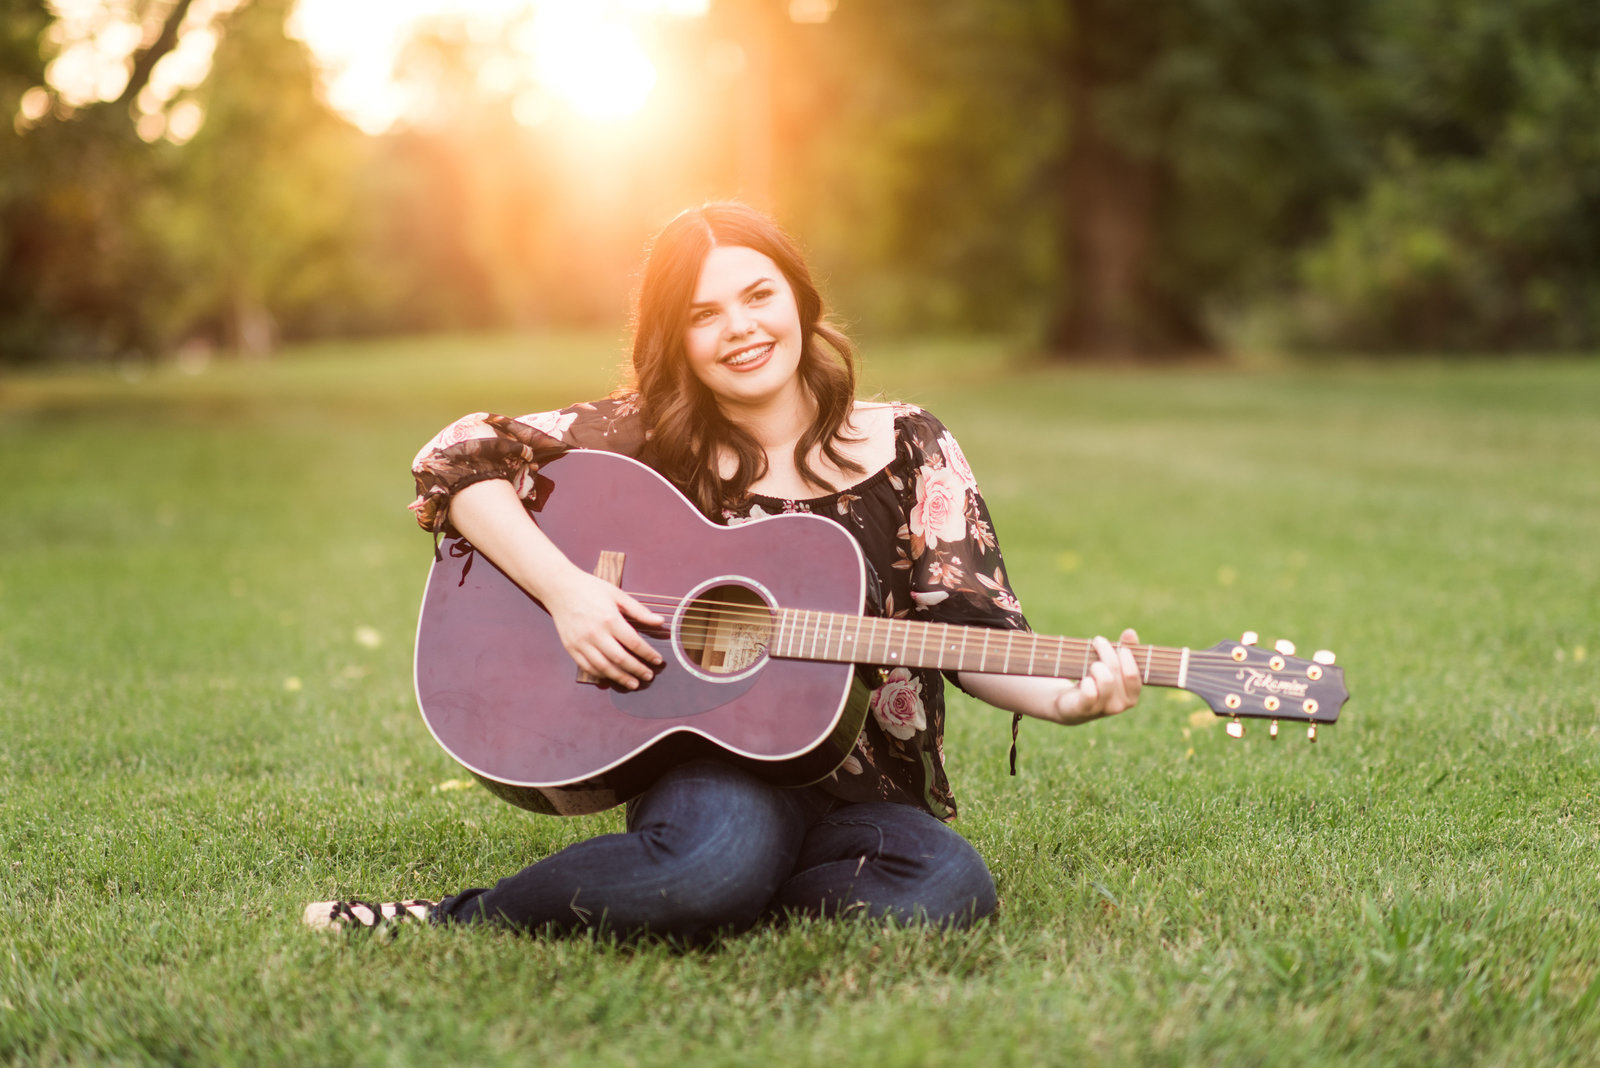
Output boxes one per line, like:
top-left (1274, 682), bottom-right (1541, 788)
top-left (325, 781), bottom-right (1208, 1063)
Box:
top-left (522, 7), bottom-right (657, 120)
top-left (288, 0), bottom-right (695, 132)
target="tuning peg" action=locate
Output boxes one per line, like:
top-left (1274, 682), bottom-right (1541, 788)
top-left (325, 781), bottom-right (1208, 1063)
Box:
top-left (1268, 720), bottom-right (1279, 739)
top-left (1274, 638), bottom-right (1297, 656)
top-left (1241, 631), bottom-right (1259, 646)
top-left (1313, 650), bottom-right (1337, 665)
top-left (1227, 718), bottom-right (1244, 739)
top-left (1306, 724), bottom-right (1318, 743)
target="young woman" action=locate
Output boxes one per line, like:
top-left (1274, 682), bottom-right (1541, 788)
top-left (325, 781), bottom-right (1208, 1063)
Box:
top-left (304, 203), bottom-right (1143, 939)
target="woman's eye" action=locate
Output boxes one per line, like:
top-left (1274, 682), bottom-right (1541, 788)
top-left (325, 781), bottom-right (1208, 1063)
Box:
top-left (691, 308), bottom-right (716, 324)
top-left (749, 289), bottom-right (773, 304)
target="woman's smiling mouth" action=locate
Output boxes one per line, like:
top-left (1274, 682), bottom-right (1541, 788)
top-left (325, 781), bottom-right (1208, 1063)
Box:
top-left (721, 342), bottom-right (774, 369)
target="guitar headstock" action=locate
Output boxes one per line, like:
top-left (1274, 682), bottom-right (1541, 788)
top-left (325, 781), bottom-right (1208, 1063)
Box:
top-left (1187, 631), bottom-right (1349, 741)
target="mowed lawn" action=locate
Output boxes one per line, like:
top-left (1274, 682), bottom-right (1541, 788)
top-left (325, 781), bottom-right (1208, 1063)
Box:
top-left (2, 335), bottom-right (1597, 1066)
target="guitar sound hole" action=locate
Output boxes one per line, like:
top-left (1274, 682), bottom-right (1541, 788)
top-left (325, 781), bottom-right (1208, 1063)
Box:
top-left (677, 582), bottom-right (773, 678)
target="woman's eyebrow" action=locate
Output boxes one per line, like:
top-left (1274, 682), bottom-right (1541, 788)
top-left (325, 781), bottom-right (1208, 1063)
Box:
top-left (690, 277), bottom-right (776, 308)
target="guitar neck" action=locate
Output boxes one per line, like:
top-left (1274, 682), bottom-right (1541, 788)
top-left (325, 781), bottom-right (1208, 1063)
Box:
top-left (770, 609), bottom-right (1191, 689)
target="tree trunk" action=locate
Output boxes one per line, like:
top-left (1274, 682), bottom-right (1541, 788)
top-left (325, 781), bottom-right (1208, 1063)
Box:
top-left (1052, 98), bottom-right (1159, 356)
top-left (1049, 2), bottom-right (1210, 359)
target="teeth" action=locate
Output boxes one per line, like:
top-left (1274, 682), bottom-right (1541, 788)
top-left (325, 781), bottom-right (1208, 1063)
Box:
top-left (725, 344), bottom-right (770, 366)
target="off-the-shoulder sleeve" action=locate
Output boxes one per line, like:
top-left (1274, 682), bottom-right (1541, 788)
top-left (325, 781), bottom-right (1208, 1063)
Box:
top-left (897, 409), bottom-right (1029, 634)
top-left (409, 393), bottom-right (646, 533)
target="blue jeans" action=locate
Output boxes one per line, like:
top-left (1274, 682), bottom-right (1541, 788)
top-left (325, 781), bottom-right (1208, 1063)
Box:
top-left (434, 760), bottom-right (997, 940)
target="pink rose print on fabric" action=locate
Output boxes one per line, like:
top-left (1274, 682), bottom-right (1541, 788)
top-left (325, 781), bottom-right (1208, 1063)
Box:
top-left (909, 464), bottom-right (968, 551)
top-left (412, 412), bottom-right (492, 466)
top-left (515, 409), bottom-right (579, 440)
top-left (869, 667), bottom-right (927, 740)
top-left (937, 431), bottom-right (979, 491)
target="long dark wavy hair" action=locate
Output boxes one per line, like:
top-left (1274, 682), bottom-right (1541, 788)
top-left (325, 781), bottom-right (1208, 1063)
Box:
top-left (628, 202), bottom-right (862, 516)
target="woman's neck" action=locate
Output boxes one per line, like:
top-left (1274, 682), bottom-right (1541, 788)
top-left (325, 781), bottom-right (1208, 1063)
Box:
top-left (718, 381), bottom-right (817, 454)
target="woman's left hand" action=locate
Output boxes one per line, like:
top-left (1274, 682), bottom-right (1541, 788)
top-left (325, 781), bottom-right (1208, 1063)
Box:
top-left (1045, 628), bottom-right (1143, 725)
top-left (956, 627), bottom-right (1144, 726)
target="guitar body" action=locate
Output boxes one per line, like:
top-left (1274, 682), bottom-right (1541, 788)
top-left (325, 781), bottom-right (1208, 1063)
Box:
top-left (414, 450), bottom-right (871, 815)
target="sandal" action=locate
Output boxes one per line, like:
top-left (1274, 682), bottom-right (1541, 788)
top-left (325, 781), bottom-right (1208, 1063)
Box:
top-left (303, 898), bottom-right (436, 932)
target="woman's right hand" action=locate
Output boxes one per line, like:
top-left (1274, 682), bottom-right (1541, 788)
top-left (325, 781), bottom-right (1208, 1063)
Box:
top-left (539, 566), bottom-right (666, 690)
top-left (447, 479), bottom-right (666, 690)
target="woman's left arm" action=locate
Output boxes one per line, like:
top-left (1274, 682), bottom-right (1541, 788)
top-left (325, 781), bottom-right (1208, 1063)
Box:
top-left (957, 628), bottom-right (1143, 726)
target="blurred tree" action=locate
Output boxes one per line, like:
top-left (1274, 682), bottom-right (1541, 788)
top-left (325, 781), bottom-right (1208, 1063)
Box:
top-left (6, 0), bottom-right (1596, 364)
top-left (155, 0), bottom-right (379, 355)
top-left (1052, 0), bottom-right (1371, 356)
top-left (779, 0), bottom-right (1369, 357)
top-left (1294, 0), bottom-right (1600, 352)
top-left (0, 0), bottom-right (180, 362)
top-left (0, 0), bottom-right (53, 358)
top-left (0, 0), bottom-right (385, 362)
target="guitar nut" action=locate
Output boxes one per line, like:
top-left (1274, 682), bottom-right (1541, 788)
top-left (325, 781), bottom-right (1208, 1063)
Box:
top-left (1303, 699), bottom-right (1319, 715)
top-left (1232, 646), bottom-right (1248, 662)
top-left (1308, 665), bottom-right (1323, 681)
top-left (1263, 696), bottom-right (1280, 712)
top-left (1269, 655), bottom-right (1286, 671)
top-left (1225, 694), bottom-right (1242, 710)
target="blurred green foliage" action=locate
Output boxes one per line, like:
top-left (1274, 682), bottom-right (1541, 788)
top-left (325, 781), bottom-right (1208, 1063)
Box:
top-left (1, 0), bottom-right (1597, 365)
top-left (1297, 0), bottom-right (1600, 351)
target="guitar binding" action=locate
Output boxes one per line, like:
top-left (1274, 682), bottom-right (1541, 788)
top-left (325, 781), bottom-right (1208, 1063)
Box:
top-left (672, 575), bottom-right (778, 684)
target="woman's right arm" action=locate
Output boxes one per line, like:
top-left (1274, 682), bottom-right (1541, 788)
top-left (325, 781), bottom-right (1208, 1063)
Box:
top-left (448, 479), bottom-right (665, 691)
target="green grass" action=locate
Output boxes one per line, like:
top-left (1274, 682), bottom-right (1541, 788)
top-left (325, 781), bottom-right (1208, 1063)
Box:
top-left (3, 336), bottom-right (1597, 1066)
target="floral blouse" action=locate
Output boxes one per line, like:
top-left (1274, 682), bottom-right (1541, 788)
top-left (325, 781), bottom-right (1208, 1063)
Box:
top-left (411, 395), bottom-right (1030, 821)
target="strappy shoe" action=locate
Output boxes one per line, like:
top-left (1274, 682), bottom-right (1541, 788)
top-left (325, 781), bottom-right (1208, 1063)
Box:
top-left (302, 898), bottom-right (436, 932)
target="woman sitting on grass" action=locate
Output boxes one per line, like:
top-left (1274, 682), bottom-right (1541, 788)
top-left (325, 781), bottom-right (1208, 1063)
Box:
top-left (304, 202), bottom-right (1143, 939)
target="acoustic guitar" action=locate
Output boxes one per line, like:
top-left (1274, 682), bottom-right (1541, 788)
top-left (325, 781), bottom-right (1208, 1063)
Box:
top-left (414, 450), bottom-right (1349, 815)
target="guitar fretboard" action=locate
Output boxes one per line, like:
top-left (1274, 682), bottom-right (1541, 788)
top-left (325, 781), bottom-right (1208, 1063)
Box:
top-left (769, 608), bottom-right (1191, 688)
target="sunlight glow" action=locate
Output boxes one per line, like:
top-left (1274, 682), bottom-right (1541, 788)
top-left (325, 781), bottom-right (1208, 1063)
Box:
top-left (520, 6), bottom-right (655, 119)
top-left (289, 0), bottom-right (703, 133)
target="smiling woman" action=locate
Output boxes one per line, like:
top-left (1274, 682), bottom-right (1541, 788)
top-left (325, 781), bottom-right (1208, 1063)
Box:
top-left (305, 200), bottom-right (1146, 941)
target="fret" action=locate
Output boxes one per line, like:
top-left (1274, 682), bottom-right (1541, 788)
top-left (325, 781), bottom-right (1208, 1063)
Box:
top-left (917, 620), bottom-right (928, 667)
top-left (1141, 643), bottom-right (1152, 683)
top-left (1053, 636), bottom-right (1063, 679)
top-left (959, 627), bottom-right (970, 674)
top-left (1002, 630), bottom-right (1015, 673)
top-left (774, 609), bottom-right (788, 657)
top-left (1177, 646), bottom-right (1190, 690)
top-left (1080, 642), bottom-right (1090, 679)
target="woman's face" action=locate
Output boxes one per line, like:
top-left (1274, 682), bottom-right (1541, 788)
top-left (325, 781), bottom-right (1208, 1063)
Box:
top-left (683, 245), bottom-right (804, 413)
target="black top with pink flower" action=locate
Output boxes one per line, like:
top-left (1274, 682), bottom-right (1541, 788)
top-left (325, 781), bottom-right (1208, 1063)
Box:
top-left (411, 396), bottom-right (1029, 821)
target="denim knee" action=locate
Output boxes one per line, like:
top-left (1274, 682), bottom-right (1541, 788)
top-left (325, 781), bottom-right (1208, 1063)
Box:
top-left (777, 802), bottom-right (998, 928)
top-left (622, 761), bottom-right (809, 934)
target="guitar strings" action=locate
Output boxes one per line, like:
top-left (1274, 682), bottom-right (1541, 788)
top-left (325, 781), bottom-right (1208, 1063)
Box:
top-left (601, 591), bottom-right (1324, 684)
top-left (598, 589), bottom-right (1290, 677)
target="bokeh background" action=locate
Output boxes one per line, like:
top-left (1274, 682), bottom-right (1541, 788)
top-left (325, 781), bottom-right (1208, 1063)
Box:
top-left (4, 0), bottom-right (1598, 367)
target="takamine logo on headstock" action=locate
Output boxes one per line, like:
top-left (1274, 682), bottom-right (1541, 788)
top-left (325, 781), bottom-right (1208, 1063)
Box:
top-left (1237, 668), bottom-right (1309, 698)
top-left (1189, 631), bottom-right (1349, 743)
